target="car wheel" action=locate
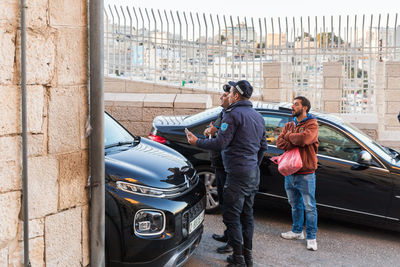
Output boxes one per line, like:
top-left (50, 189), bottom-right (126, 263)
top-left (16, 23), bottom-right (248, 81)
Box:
top-left (197, 166), bottom-right (220, 213)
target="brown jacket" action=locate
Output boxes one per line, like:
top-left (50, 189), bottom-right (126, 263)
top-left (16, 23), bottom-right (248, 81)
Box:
top-left (276, 116), bottom-right (319, 173)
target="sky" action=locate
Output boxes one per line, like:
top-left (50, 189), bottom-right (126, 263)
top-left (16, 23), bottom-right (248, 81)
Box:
top-left (104, 0), bottom-right (399, 19)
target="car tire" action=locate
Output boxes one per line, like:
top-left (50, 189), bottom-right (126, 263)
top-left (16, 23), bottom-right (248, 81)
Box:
top-left (196, 166), bottom-right (220, 213)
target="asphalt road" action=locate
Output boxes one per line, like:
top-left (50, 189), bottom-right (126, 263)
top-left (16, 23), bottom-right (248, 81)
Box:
top-left (185, 205), bottom-right (400, 267)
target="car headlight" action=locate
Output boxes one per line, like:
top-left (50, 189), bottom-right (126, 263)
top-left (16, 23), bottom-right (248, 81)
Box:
top-left (116, 178), bottom-right (198, 198)
top-left (116, 181), bottom-right (164, 197)
top-left (134, 209), bottom-right (165, 236)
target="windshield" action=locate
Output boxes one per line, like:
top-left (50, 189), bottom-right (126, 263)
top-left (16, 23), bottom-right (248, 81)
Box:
top-left (183, 107), bottom-right (222, 124)
top-left (343, 122), bottom-right (394, 163)
top-left (104, 113), bottom-right (134, 148)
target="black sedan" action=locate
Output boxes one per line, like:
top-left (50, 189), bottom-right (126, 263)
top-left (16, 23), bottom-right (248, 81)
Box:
top-left (149, 102), bottom-right (400, 231)
top-left (105, 112), bottom-right (206, 266)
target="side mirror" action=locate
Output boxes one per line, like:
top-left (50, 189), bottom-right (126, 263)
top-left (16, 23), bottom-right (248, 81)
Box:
top-left (357, 150), bottom-right (372, 166)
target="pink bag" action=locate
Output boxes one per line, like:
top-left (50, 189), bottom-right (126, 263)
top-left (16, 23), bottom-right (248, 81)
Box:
top-left (270, 147), bottom-right (303, 176)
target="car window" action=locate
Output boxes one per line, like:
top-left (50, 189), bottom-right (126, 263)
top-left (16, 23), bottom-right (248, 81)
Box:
top-left (343, 122), bottom-right (394, 164)
top-left (104, 113), bottom-right (134, 147)
top-left (190, 122), bottom-right (210, 136)
top-left (262, 114), bottom-right (291, 145)
top-left (318, 123), bottom-right (362, 162)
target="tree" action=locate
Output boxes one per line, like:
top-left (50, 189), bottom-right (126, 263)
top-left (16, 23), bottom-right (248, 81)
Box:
top-left (219, 35), bottom-right (226, 44)
top-left (256, 42), bottom-right (266, 49)
top-left (295, 32), bottom-right (314, 41)
top-left (317, 32), bottom-right (344, 47)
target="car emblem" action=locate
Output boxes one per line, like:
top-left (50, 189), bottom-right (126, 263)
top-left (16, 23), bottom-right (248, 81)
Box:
top-left (181, 166), bottom-right (190, 172)
top-left (184, 174), bottom-right (190, 188)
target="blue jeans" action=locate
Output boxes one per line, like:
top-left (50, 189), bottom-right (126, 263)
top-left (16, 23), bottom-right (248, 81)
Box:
top-left (284, 173), bottom-right (318, 239)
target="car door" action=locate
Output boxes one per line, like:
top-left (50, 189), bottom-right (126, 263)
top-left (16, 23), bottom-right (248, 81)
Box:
top-left (258, 112), bottom-right (292, 199)
top-left (316, 122), bottom-right (392, 218)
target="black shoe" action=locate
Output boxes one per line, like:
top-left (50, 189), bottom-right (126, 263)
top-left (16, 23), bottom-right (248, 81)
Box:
top-left (217, 243), bottom-right (233, 254)
top-left (227, 255), bottom-right (234, 264)
top-left (243, 248), bottom-right (253, 267)
top-left (226, 254), bottom-right (246, 267)
top-left (227, 248), bottom-right (253, 267)
top-left (212, 233), bottom-right (228, 243)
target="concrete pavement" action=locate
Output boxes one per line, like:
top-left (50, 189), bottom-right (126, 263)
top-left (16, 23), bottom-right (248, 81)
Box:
top-left (185, 206), bottom-right (400, 266)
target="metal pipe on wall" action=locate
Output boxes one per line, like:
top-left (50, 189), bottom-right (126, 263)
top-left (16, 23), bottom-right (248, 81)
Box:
top-left (19, 0), bottom-right (30, 265)
top-left (89, 0), bottom-right (105, 266)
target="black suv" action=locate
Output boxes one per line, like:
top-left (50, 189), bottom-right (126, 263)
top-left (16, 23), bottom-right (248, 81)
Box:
top-left (105, 112), bottom-right (206, 266)
top-left (150, 102), bottom-right (400, 231)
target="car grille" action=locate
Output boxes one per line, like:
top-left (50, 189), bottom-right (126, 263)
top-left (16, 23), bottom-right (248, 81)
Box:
top-left (175, 233), bottom-right (202, 267)
top-left (185, 198), bottom-right (204, 221)
top-left (182, 197), bottom-right (205, 235)
top-left (163, 171), bottom-right (199, 198)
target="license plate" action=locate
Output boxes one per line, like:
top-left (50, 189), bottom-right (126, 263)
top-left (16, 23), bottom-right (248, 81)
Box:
top-left (189, 210), bottom-right (204, 234)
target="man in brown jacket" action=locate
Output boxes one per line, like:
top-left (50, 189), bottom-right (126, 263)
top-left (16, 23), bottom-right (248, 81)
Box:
top-left (276, 96), bottom-right (319, 251)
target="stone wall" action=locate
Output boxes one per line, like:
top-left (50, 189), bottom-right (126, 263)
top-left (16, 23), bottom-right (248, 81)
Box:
top-left (321, 62), bottom-right (343, 113)
top-left (384, 62), bottom-right (400, 132)
top-left (262, 62), bottom-right (292, 102)
top-left (0, 1), bottom-right (89, 266)
top-left (105, 77), bottom-right (261, 107)
top-left (377, 61), bottom-right (400, 150)
top-left (105, 93), bottom-right (212, 137)
top-left (105, 64), bottom-right (400, 150)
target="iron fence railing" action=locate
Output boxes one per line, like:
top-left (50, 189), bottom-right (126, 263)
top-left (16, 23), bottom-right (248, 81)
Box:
top-left (104, 6), bottom-right (400, 113)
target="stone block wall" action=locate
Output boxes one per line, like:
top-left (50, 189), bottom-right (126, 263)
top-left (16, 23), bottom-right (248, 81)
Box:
top-left (104, 77), bottom-right (261, 107)
top-left (0, 1), bottom-right (89, 266)
top-left (104, 60), bottom-right (400, 149)
top-left (384, 62), bottom-right (400, 131)
top-left (322, 62), bottom-right (343, 113)
top-left (261, 62), bottom-right (292, 102)
top-left (105, 93), bottom-right (212, 137)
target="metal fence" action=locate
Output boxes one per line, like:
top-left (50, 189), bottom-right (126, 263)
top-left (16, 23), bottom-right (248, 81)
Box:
top-left (104, 6), bottom-right (400, 113)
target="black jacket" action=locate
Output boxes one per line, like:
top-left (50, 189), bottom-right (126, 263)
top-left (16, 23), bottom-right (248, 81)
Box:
top-left (209, 111), bottom-right (224, 168)
top-left (197, 100), bottom-right (268, 173)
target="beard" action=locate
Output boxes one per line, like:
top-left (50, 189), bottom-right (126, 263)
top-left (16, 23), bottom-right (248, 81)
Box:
top-left (292, 109), bottom-right (302, 117)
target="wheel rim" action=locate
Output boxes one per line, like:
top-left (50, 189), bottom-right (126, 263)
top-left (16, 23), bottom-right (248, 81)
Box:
top-left (198, 171), bottom-right (219, 211)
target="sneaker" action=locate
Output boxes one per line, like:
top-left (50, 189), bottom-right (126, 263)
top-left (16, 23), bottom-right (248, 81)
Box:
top-left (306, 239), bottom-right (318, 251)
top-left (280, 230), bottom-right (305, 240)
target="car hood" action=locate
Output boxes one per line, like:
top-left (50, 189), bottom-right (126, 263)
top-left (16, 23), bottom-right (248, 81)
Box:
top-left (105, 140), bottom-right (194, 189)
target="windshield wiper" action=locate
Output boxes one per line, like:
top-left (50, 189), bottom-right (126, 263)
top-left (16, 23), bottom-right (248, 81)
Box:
top-left (105, 141), bottom-right (134, 149)
top-left (385, 146), bottom-right (400, 160)
top-left (392, 150), bottom-right (400, 160)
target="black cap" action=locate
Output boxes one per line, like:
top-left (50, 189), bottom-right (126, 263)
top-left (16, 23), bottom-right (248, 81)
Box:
top-left (228, 80), bottom-right (253, 98)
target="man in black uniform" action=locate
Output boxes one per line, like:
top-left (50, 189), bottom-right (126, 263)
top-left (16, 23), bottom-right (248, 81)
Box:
top-left (186, 80), bottom-right (268, 267)
top-left (203, 88), bottom-right (233, 253)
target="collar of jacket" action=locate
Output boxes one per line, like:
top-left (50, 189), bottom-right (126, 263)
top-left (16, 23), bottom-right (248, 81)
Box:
top-left (294, 113), bottom-right (316, 126)
top-left (226, 100), bottom-right (252, 112)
